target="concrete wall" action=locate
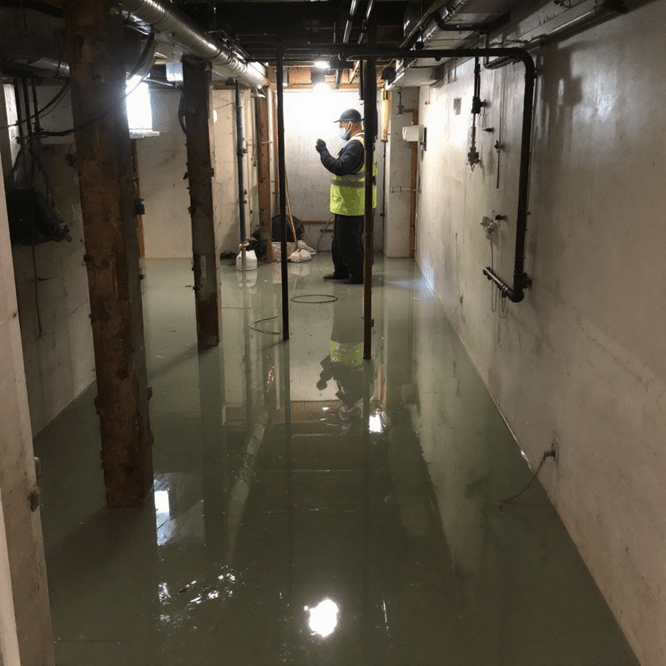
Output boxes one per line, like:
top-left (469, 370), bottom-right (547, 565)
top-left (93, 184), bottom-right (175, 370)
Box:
top-left (384, 88), bottom-right (419, 257)
top-left (137, 90), bottom-right (191, 259)
top-left (138, 87), bottom-right (260, 259)
top-left (6, 85), bottom-right (95, 435)
top-left (283, 89), bottom-right (384, 251)
top-left (0, 169), bottom-right (54, 665)
top-left (414, 4), bottom-right (665, 665)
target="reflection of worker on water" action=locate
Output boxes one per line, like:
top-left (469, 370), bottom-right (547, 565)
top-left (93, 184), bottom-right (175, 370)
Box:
top-left (316, 286), bottom-right (372, 430)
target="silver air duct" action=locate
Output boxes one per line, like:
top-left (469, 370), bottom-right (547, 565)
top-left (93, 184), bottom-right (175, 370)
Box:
top-left (119, 0), bottom-right (267, 88)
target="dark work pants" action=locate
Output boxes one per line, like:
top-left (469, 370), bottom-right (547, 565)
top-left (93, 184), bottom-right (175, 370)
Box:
top-left (331, 214), bottom-right (364, 279)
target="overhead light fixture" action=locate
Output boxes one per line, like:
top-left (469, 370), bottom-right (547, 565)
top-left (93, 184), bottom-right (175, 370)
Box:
top-left (314, 60), bottom-right (330, 70)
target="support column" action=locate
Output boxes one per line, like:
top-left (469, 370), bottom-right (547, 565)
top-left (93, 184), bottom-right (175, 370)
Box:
top-left (0, 164), bottom-right (54, 663)
top-left (64, 0), bottom-right (153, 508)
top-left (183, 58), bottom-right (222, 346)
top-left (255, 92), bottom-right (273, 262)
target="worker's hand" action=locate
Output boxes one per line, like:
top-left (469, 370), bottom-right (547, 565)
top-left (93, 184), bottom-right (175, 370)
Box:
top-left (315, 139), bottom-right (327, 154)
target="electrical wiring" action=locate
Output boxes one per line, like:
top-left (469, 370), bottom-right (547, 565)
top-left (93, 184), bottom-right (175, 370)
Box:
top-left (498, 449), bottom-right (555, 507)
top-left (0, 79), bottom-right (70, 132)
top-left (15, 76), bottom-right (43, 338)
top-left (37, 32), bottom-right (156, 138)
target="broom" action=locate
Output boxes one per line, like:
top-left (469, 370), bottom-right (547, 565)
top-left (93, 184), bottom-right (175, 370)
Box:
top-left (285, 170), bottom-right (311, 262)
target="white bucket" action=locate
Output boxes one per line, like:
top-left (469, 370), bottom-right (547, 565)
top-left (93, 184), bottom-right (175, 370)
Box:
top-left (236, 249), bottom-right (258, 271)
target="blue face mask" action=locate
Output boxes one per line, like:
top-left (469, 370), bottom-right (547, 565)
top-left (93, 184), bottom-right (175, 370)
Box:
top-left (339, 124), bottom-right (351, 140)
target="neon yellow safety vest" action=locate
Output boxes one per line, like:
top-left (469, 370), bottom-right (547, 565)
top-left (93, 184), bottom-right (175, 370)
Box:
top-left (330, 340), bottom-right (364, 367)
top-left (330, 133), bottom-right (378, 216)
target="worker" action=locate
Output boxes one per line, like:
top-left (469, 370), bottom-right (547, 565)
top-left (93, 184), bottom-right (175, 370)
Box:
top-left (315, 108), bottom-right (376, 285)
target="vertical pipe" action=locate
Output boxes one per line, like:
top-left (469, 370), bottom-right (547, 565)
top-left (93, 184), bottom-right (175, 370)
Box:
top-left (276, 50), bottom-right (290, 340)
top-left (234, 80), bottom-right (247, 268)
top-left (406, 107), bottom-right (418, 258)
top-left (512, 55), bottom-right (536, 294)
top-left (362, 57), bottom-right (376, 359)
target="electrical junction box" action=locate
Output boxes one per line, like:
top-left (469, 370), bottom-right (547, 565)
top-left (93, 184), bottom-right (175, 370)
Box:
top-left (402, 124), bottom-right (424, 142)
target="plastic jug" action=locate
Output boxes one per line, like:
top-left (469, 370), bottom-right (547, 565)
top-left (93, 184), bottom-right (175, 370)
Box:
top-left (236, 249), bottom-right (258, 271)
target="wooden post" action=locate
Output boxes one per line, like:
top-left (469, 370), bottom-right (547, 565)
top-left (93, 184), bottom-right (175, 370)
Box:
top-left (182, 58), bottom-right (222, 347)
top-left (255, 92), bottom-right (273, 262)
top-left (64, 0), bottom-right (153, 508)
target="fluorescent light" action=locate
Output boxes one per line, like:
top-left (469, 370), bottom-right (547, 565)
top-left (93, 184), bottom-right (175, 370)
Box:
top-left (314, 60), bottom-right (330, 70)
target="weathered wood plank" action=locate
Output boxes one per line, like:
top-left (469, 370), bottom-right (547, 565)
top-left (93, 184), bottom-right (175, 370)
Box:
top-left (182, 58), bottom-right (222, 347)
top-left (64, 0), bottom-right (153, 508)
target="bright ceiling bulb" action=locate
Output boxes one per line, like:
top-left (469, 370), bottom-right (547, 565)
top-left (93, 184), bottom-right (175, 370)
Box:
top-left (314, 60), bottom-right (330, 70)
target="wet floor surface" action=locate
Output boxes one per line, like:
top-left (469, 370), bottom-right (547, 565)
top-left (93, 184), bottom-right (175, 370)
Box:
top-left (34, 256), bottom-right (638, 665)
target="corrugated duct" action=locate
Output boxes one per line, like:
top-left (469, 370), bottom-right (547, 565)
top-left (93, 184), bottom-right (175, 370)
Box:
top-left (120, 0), bottom-right (267, 87)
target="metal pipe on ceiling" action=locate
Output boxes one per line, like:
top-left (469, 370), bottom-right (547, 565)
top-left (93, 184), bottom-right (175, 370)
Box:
top-left (119, 0), bottom-right (267, 87)
top-left (337, 0), bottom-right (362, 87)
top-left (357, 0), bottom-right (376, 45)
top-left (402, 0), bottom-right (473, 48)
top-left (342, 0), bottom-right (360, 43)
top-left (484, 0), bottom-right (626, 70)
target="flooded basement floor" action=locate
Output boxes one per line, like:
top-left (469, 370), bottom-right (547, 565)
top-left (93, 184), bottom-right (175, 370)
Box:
top-left (34, 256), bottom-right (638, 666)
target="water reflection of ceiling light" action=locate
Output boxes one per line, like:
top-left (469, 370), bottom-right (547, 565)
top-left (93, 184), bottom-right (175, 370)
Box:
top-left (305, 599), bottom-right (339, 637)
top-left (369, 414), bottom-right (383, 433)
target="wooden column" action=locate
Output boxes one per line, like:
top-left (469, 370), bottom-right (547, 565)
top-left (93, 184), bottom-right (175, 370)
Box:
top-left (64, 0), bottom-right (153, 508)
top-left (255, 92), bottom-right (273, 262)
top-left (182, 58), bottom-right (222, 346)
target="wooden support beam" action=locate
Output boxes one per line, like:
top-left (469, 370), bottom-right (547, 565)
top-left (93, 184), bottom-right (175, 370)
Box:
top-left (182, 58), bottom-right (222, 346)
top-left (255, 93), bottom-right (273, 262)
top-left (64, 0), bottom-right (153, 509)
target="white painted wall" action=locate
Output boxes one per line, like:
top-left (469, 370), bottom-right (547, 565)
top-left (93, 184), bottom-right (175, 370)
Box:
top-left (414, 4), bottom-right (666, 665)
top-left (0, 170), bottom-right (54, 665)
